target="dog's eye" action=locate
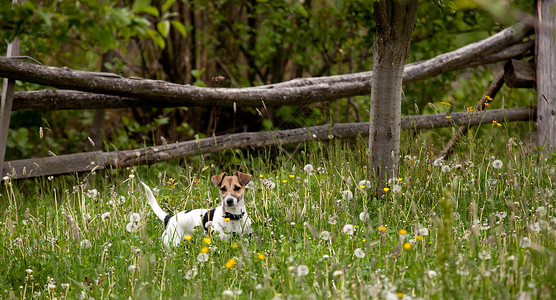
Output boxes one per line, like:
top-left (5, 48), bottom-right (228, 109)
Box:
top-left (220, 186), bottom-right (227, 192)
top-left (233, 186), bottom-right (241, 191)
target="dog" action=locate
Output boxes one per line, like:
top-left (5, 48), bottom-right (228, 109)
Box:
top-left (141, 172), bottom-right (253, 247)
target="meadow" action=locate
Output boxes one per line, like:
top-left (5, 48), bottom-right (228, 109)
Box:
top-left (0, 133), bottom-right (555, 299)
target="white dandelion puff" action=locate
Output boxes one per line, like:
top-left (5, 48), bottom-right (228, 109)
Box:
top-left (320, 231), bottom-right (331, 241)
top-left (342, 224), bottom-right (354, 235)
top-left (101, 212), bottom-right (110, 221)
top-left (296, 265), bottom-right (309, 277)
top-left (358, 180), bottom-right (371, 189)
top-left (478, 250), bottom-right (491, 260)
top-left (359, 212), bottom-right (369, 222)
top-left (341, 190), bottom-right (353, 201)
top-left (86, 189), bottom-right (98, 198)
top-left (80, 239), bottom-right (92, 249)
top-left (128, 265), bottom-right (137, 273)
top-left (492, 159), bottom-right (503, 169)
top-left (354, 248), bottom-right (365, 258)
top-left (129, 213), bottom-right (141, 223)
top-left (519, 237), bottom-right (531, 248)
top-left (185, 268), bottom-right (198, 280)
top-left (197, 253), bottom-right (209, 262)
top-left (418, 227), bottom-right (429, 236)
top-left (303, 164), bottom-right (314, 173)
top-left (222, 290), bottom-right (234, 298)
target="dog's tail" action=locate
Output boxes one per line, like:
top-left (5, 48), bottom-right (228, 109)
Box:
top-left (140, 182), bottom-right (168, 223)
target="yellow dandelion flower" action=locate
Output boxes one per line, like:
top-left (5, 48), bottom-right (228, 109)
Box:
top-left (282, 180), bottom-right (287, 183)
top-left (397, 292), bottom-right (404, 298)
top-left (225, 258), bottom-right (236, 268)
top-left (383, 187), bottom-right (390, 192)
top-left (403, 242), bottom-right (412, 250)
top-left (360, 185), bottom-right (366, 189)
top-left (378, 225), bottom-right (387, 233)
top-left (203, 238), bottom-right (211, 244)
top-left (201, 246), bottom-right (209, 253)
top-left (231, 243), bottom-right (238, 249)
top-left (484, 102), bottom-right (490, 107)
top-left (259, 174), bottom-right (264, 178)
top-left (445, 116), bottom-right (451, 119)
top-left (224, 218), bottom-right (230, 222)
top-left (398, 177), bottom-right (403, 182)
top-left (289, 175), bottom-right (295, 178)
top-left (416, 235), bottom-right (423, 241)
top-left (399, 229), bottom-right (407, 235)
top-left (496, 123), bottom-right (501, 127)
top-left (257, 253), bottom-right (265, 260)
top-left (184, 235), bottom-right (192, 241)
top-left (485, 95), bottom-right (493, 101)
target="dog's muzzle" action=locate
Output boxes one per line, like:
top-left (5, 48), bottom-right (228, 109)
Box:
top-left (224, 195), bottom-right (238, 207)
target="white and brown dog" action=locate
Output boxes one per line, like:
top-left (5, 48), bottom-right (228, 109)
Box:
top-left (141, 172), bottom-right (253, 247)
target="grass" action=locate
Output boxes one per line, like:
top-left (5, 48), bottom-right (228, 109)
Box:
top-left (0, 134), bottom-right (555, 299)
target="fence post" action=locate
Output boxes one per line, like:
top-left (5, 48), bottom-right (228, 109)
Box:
top-left (536, 0), bottom-right (556, 153)
top-left (0, 0), bottom-right (23, 178)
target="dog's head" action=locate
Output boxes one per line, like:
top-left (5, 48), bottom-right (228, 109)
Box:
top-left (211, 172), bottom-right (252, 208)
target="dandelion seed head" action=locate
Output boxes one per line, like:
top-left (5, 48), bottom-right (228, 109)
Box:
top-left (80, 239), bottom-right (92, 249)
top-left (128, 265), bottom-right (137, 273)
top-left (341, 190), bottom-right (353, 201)
top-left (222, 290), bottom-right (234, 298)
top-left (354, 248), bottom-right (365, 258)
top-left (320, 231), bottom-right (331, 241)
top-left (197, 253), bottom-right (209, 262)
top-left (359, 212), bottom-right (369, 222)
top-left (478, 250), bottom-right (491, 260)
top-left (342, 224), bottom-right (355, 235)
top-left (492, 159), bottom-right (503, 169)
top-left (296, 265), bottom-right (309, 277)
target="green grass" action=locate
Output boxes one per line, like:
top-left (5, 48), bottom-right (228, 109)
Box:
top-left (0, 135), bottom-right (555, 299)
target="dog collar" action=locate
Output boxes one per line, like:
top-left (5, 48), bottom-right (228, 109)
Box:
top-left (224, 211), bottom-right (245, 220)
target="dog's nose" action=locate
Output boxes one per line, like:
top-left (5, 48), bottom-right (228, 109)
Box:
top-left (226, 199), bottom-right (235, 206)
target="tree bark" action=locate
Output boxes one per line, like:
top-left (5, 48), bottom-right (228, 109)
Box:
top-left (536, 0), bottom-right (556, 152)
top-left (368, 0), bottom-right (418, 191)
top-left (2, 106), bottom-right (536, 180)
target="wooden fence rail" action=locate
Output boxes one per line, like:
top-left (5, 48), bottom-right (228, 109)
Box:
top-left (2, 106), bottom-right (535, 179)
top-left (0, 20), bottom-right (532, 109)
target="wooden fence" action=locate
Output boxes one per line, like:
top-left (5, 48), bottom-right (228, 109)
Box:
top-left (0, 14), bottom-right (552, 180)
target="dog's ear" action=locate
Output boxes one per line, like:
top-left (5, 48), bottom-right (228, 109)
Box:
top-left (211, 172), bottom-right (227, 186)
top-left (235, 172), bottom-right (252, 187)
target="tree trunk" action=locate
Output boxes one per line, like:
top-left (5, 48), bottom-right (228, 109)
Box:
top-left (369, 0), bottom-right (418, 192)
top-left (536, 0), bottom-right (556, 152)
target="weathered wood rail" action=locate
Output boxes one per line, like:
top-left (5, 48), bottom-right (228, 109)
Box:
top-left (2, 107), bottom-right (536, 179)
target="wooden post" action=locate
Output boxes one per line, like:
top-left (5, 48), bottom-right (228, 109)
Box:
top-left (536, 0), bottom-right (556, 152)
top-left (0, 0), bottom-right (23, 178)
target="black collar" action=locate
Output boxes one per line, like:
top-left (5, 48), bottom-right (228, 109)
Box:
top-left (224, 211), bottom-right (245, 220)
